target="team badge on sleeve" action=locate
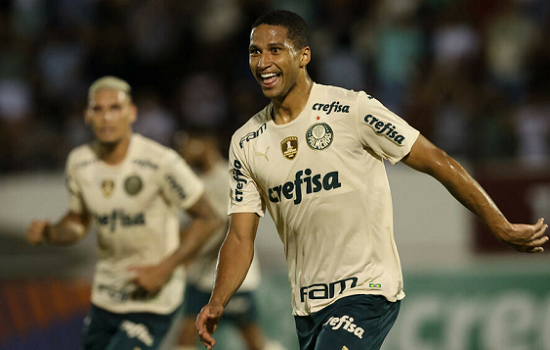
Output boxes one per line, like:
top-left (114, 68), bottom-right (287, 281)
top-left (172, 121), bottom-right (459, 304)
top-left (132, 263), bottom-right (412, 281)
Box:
top-left (281, 136), bottom-right (299, 160)
top-left (306, 123), bottom-right (333, 151)
top-left (124, 175), bottom-right (143, 196)
top-left (101, 179), bottom-right (115, 198)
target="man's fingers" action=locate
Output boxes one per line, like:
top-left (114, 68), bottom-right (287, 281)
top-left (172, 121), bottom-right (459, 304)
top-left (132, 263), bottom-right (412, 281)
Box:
top-left (529, 222), bottom-right (548, 240)
top-left (528, 236), bottom-right (549, 247)
top-left (196, 308), bottom-right (220, 349)
top-left (531, 218), bottom-right (545, 232)
top-left (200, 339), bottom-right (214, 350)
top-left (27, 221), bottom-right (47, 245)
top-left (197, 326), bottom-right (216, 349)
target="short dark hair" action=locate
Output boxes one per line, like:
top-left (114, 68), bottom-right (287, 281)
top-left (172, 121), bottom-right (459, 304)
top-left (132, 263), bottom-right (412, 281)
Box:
top-left (252, 10), bottom-right (309, 49)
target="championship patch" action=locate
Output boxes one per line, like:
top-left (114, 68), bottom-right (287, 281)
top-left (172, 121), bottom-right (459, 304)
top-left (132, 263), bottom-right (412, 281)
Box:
top-left (124, 175), bottom-right (143, 196)
top-left (101, 179), bottom-right (115, 198)
top-left (306, 122), bottom-right (333, 151)
top-left (281, 136), bottom-right (298, 160)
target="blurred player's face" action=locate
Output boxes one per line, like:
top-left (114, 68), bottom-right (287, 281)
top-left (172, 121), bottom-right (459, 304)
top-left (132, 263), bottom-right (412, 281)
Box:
top-left (85, 89), bottom-right (136, 145)
top-left (249, 24), bottom-right (309, 100)
top-left (180, 137), bottom-right (206, 169)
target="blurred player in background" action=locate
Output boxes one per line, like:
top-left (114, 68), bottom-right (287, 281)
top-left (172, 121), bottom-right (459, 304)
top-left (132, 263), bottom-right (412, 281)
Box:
top-left (173, 130), bottom-right (285, 350)
top-left (26, 76), bottom-right (222, 350)
top-left (196, 10), bottom-right (549, 350)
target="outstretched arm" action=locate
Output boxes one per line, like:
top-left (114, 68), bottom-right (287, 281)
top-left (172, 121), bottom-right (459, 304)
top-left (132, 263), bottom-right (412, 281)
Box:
top-left (129, 194), bottom-right (222, 293)
top-left (401, 134), bottom-right (548, 253)
top-left (196, 212), bottom-right (259, 350)
top-left (27, 211), bottom-right (91, 246)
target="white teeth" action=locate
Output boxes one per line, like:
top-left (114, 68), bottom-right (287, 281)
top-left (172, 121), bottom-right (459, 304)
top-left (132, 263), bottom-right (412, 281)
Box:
top-left (261, 73), bottom-right (278, 79)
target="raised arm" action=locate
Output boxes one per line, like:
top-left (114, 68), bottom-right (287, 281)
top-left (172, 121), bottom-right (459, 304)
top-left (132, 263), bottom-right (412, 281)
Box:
top-left (401, 134), bottom-right (548, 253)
top-left (196, 212), bottom-right (260, 350)
top-left (27, 210), bottom-right (91, 246)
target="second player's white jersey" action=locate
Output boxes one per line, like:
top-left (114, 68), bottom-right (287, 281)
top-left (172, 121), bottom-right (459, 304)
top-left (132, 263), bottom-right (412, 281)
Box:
top-left (185, 160), bottom-right (261, 292)
top-left (228, 83), bottom-right (419, 316)
top-left (66, 134), bottom-right (204, 314)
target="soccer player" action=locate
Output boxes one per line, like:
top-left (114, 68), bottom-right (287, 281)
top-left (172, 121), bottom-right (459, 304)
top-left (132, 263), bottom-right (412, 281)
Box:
top-left (26, 76), bottom-right (222, 350)
top-left (196, 10), bottom-right (549, 350)
top-left (174, 131), bottom-right (285, 350)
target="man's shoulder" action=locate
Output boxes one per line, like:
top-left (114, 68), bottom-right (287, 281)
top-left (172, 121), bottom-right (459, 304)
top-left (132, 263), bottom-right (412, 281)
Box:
top-left (230, 105), bottom-right (270, 147)
top-left (66, 143), bottom-right (95, 170)
top-left (314, 83), bottom-right (363, 102)
top-left (132, 134), bottom-right (178, 166)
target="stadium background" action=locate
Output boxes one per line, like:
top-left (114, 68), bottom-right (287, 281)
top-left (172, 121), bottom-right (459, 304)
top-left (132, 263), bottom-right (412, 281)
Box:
top-left (0, 0), bottom-right (549, 349)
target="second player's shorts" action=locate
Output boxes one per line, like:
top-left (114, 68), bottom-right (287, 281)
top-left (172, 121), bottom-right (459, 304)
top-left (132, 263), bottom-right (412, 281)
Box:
top-left (183, 283), bottom-right (259, 327)
top-left (82, 304), bottom-right (181, 350)
top-left (294, 294), bottom-right (400, 350)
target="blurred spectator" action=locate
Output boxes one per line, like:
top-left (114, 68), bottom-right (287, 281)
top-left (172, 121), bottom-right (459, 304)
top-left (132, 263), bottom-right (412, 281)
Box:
top-left (37, 28), bottom-right (87, 105)
top-left (484, 0), bottom-right (541, 102)
top-left (515, 85), bottom-right (550, 166)
top-left (374, 0), bottom-right (424, 114)
top-left (0, 0), bottom-right (548, 173)
top-left (133, 90), bottom-right (177, 146)
top-left (179, 72), bottom-right (228, 128)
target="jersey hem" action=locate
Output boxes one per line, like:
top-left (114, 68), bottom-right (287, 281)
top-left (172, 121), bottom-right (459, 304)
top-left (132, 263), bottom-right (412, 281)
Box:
top-left (228, 207), bottom-right (265, 218)
top-left (292, 290), bottom-right (406, 316)
top-left (90, 299), bottom-right (182, 315)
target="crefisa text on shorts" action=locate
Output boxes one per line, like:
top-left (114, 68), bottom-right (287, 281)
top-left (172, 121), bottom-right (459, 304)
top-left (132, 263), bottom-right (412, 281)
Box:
top-left (323, 315), bottom-right (365, 339)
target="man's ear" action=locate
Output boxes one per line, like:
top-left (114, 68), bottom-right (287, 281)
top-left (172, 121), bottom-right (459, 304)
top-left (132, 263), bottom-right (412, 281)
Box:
top-left (300, 46), bottom-right (311, 67)
top-left (84, 108), bottom-right (91, 125)
top-left (129, 104), bottom-right (138, 125)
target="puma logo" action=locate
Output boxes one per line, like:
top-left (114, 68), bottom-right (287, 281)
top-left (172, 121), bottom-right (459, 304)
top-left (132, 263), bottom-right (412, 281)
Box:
top-left (254, 146), bottom-right (270, 161)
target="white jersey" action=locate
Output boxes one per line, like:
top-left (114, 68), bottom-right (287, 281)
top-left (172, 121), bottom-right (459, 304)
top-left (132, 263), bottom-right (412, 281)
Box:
top-left (185, 160), bottom-right (261, 292)
top-left (228, 83), bottom-right (420, 316)
top-left (66, 134), bottom-right (204, 314)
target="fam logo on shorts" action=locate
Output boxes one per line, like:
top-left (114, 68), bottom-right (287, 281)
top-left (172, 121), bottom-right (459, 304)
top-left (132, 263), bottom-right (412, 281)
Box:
top-left (101, 179), bottom-right (115, 198)
top-left (324, 315), bottom-right (365, 339)
top-left (281, 136), bottom-right (298, 160)
top-left (124, 175), bottom-right (143, 196)
top-left (307, 123), bottom-right (333, 151)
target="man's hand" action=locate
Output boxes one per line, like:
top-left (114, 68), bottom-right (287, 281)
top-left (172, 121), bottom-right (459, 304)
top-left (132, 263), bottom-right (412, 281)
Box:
top-left (196, 302), bottom-right (224, 350)
top-left (496, 218), bottom-right (548, 253)
top-left (26, 220), bottom-right (50, 245)
top-left (128, 264), bottom-right (172, 294)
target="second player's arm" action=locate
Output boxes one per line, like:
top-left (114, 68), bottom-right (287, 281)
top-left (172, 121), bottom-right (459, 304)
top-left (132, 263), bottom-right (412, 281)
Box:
top-left (166, 194), bottom-right (223, 269)
top-left (130, 194), bottom-right (222, 292)
top-left (196, 212), bottom-right (259, 350)
top-left (401, 134), bottom-right (548, 252)
top-left (27, 211), bottom-right (91, 246)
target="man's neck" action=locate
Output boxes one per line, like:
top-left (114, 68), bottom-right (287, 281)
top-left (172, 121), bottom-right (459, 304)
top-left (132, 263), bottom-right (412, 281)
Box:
top-left (94, 133), bottom-right (132, 165)
top-left (272, 76), bottom-right (313, 125)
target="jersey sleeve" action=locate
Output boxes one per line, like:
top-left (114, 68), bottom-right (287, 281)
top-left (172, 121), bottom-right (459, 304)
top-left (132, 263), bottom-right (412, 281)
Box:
top-left (65, 151), bottom-right (84, 214)
top-left (355, 92), bottom-right (420, 165)
top-left (227, 137), bottom-right (265, 217)
top-left (160, 150), bottom-right (204, 210)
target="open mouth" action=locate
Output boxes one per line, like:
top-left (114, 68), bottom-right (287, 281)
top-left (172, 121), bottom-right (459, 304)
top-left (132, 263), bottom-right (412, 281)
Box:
top-left (260, 72), bottom-right (280, 88)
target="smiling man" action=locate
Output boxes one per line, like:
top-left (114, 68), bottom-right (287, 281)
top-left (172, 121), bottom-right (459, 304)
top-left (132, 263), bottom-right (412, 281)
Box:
top-left (26, 76), bottom-right (222, 350)
top-left (196, 10), bottom-right (548, 350)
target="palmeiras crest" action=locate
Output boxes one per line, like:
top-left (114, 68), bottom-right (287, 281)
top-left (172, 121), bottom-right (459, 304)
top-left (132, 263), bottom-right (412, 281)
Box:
top-left (306, 123), bottom-right (334, 151)
top-left (124, 175), bottom-right (143, 196)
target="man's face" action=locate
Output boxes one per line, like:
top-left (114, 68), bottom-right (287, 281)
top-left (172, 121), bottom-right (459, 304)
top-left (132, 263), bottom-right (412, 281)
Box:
top-left (85, 89), bottom-right (136, 144)
top-left (249, 24), bottom-right (308, 100)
